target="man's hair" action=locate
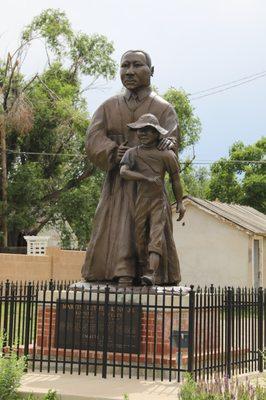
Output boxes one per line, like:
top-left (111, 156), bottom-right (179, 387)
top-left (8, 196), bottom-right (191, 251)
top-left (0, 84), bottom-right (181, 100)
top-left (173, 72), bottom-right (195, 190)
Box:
top-left (120, 50), bottom-right (152, 68)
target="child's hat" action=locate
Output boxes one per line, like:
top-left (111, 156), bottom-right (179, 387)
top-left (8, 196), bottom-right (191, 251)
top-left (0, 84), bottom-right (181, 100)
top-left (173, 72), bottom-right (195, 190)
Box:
top-left (127, 113), bottom-right (168, 136)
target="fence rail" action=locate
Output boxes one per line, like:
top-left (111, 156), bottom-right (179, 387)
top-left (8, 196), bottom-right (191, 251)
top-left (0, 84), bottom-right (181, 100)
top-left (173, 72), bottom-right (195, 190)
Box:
top-left (0, 280), bottom-right (265, 381)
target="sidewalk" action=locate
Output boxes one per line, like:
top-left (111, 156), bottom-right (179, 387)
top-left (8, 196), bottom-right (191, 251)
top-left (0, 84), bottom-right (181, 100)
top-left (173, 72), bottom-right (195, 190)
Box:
top-left (19, 373), bottom-right (180, 400)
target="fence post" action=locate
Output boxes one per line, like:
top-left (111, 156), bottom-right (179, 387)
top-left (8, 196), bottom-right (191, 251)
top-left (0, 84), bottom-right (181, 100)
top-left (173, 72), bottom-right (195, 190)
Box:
top-left (102, 285), bottom-right (110, 378)
top-left (8, 283), bottom-right (15, 348)
top-left (258, 287), bottom-right (264, 373)
top-left (24, 281), bottom-right (32, 360)
top-left (49, 279), bottom-right (54, 291)
top-left (187, 285), bottom-right (195, 375)
top-left (3, 280), bottom-right (10, 348)
top-left (225, 287), bottom-right (233, 378)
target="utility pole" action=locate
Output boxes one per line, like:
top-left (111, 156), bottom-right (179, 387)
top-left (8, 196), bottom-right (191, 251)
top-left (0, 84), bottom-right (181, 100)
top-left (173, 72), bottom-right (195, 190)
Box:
top-left (0, 114), bottom-right (8, 247)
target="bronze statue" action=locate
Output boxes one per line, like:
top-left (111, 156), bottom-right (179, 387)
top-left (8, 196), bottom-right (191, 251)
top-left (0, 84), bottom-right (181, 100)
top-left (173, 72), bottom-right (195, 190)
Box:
top-left (81, 50), bottom-right (185, 286)
top-left (120, 114), bottom-right (185, 286)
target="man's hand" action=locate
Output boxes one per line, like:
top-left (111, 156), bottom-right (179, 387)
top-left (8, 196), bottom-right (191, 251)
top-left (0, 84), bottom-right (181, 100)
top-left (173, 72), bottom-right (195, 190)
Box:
top-left (157, 138), bottom-right (175, 151)
top-left (116, 144), bottom-right (130, 162)
top-left (176, 201), bottom-right (186, 221)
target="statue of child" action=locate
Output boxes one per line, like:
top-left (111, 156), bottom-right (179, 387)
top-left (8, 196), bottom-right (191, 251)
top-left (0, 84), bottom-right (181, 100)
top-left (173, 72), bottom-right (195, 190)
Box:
top-left (120, 113), bottom-right (185, 285)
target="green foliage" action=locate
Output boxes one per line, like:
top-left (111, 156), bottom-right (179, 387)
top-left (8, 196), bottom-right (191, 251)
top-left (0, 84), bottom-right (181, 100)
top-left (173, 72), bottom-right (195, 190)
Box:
top-left (42, 390), bottom-right (58, 400)
top-left (1, 9), bottom-right (116, 247)
top-left (165, 166), bottom-right (209, 204)
top-left (163, 88), bottom-right (201, 152)
top-left (23, 394), bottom-right (58, 400)
top-left (162, 87), bottom-right (203, 203)
top-left (182, 166), bottom-right (210, 198)
top-left (0, 335), bottom-right (26, 400)
top-left (207, 137), bottom-right (266, 213)
top-left (8, 163), bottom-right (48, 232)
top-left (178, 373), bottom-right (266, 400)
top-left (179, 373), bottom-right (198, 400)
top-left (69, 33), bottom-right (116, 79)
top-left (0, 333), bottom-right (58, 400)
top-left (22, 9), bottom-right (116, 78)
top-left (22, 9), bottom-right (72, 56)
top-left (55, 170), bottom-right (104, 249)
top-left (207, 159), bottom-right (243, 204)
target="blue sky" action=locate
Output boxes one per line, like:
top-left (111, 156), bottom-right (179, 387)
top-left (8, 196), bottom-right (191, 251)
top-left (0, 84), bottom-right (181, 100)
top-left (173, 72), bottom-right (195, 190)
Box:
top-left (1, 0), bottom-right (265, 163)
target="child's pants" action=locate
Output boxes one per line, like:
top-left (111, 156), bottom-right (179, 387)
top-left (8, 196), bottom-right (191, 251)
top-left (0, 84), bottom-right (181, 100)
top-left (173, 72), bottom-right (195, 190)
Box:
top-left (135, 196), bottom-right (166, 272)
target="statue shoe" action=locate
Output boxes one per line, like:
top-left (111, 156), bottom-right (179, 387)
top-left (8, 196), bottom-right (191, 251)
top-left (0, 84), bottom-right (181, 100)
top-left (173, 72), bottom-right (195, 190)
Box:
top-left (141, 274), bottom-right (155, 286)
top-left (118, 276), bottom-right (133, 288)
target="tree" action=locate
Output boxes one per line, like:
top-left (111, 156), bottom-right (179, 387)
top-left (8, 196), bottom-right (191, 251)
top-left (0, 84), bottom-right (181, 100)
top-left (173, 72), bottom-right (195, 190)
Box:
top-left (165, 165), bottom-right (209, 203)
top-left (163, 87), bottom-right (201, 152)
top-left (207, 137), bottom-right (266, 213)
top-left (0, 9), bottom-right (116, 247)
top-left (162, 88), bottom-right (203, 202)
top-left (1, 14), bottom-right (203, 248)
top-left (0, 56), bottom-right (34, 246)
top-left (182, 166), bottom-right (210, 198)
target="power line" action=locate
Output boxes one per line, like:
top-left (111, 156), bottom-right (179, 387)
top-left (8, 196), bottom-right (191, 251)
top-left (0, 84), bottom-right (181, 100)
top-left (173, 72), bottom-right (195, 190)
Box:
top-left (183, 160), bottom-right (265, 165)
top-left (6, 149), bottom-right (84, 158)
top-left (5, 149), bottom-right (266, 165)
top-left (190, 72), bottom-right (266, 100)
top-left (189, 69), bottom-right (266, 96)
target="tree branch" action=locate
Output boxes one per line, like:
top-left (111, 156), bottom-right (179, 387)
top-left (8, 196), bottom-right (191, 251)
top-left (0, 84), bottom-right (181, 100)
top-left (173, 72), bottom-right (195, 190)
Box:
top-left (44, 40), bottom-right (52, 67)
top-left (28, 213), bottom-right (54, 235)
top-left (3, 59), bottom-right (19, 111)
top-left (22, 73), bottom-right (39, 92)
top-left (42, 166), bottom-right (95, 202)
top-left (36, 76), bottom-right (60, 100)
top-left (10, 35), bottom-right (42, 61)
top-left (180, 146), bottom-right (196, 172)
top-left (3, 53), bottom-right (11, 80)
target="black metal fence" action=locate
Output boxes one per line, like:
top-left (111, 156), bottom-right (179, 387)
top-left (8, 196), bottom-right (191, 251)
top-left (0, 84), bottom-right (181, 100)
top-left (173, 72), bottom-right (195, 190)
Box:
top-left (0, 280), bottom-right (265, 381)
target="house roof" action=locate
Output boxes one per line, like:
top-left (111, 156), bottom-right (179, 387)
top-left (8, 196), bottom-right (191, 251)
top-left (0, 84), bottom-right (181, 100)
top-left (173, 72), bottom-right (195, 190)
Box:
top-left (181, 196), bottom-right (266, 236)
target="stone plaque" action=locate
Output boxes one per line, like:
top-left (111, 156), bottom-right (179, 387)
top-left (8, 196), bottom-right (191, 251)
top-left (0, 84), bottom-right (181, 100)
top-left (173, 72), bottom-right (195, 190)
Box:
top-left (55, 300), bottom-right (142, 354)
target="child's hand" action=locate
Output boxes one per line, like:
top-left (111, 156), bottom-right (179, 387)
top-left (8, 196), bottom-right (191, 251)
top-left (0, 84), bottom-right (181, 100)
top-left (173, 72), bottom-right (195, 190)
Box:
top-left (176, 201), bottom-right (186, 221)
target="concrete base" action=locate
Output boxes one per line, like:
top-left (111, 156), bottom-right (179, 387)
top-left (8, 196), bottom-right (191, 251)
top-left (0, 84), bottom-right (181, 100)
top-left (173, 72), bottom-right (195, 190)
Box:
top-left (19, 371), bottom-right (266, 399)
top-left (70, 281), bottom-right (190, 295)
top-left (19, 372), bottom-right (180, 400)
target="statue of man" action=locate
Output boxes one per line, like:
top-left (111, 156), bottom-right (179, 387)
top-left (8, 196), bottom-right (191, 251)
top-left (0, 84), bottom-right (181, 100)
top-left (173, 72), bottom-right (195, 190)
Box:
top-left (81, 50), bottom-right (183, 286)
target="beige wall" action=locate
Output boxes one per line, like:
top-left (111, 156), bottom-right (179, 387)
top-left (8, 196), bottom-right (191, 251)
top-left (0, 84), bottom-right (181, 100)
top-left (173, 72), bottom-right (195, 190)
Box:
top-left (47, 248), bottom-right (85, 281)
top-left (263, 238), bottom-right (266, 288)
top-left (0, 247), bottom-right (85, 282)
top-left (173, 203), bottom-right (253, 288)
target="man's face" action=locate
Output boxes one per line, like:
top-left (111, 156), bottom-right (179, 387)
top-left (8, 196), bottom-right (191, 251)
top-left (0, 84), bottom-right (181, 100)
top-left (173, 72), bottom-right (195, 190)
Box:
top-left (137, 127), bottom-right (159, 146)
top-left (120, 52), bottom-right (152, 91)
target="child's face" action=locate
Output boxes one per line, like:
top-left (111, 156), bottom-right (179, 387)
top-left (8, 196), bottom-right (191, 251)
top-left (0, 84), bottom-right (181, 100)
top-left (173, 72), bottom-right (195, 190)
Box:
top-left (137, 127), bottom-right (159, 146)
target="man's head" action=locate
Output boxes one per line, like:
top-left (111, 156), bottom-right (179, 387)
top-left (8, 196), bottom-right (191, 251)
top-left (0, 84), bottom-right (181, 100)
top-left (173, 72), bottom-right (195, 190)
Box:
top-left (120, 50), bottom-right (154, 91)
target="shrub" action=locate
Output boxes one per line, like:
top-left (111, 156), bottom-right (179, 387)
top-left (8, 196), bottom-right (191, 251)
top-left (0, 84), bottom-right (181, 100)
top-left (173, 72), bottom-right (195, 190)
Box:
top-left (178, 374), bottom-right (266, 400)
top-left (42, 390), bottom-right (58, 400)
top-left (0, 335), bottom-right (26, 400)
top-left (0, 334), bottom-right (58, 400)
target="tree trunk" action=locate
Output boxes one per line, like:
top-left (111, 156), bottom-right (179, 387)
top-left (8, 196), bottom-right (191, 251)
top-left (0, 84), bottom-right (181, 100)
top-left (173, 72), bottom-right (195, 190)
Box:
top-left (0, 116), bottom-right (8, 247)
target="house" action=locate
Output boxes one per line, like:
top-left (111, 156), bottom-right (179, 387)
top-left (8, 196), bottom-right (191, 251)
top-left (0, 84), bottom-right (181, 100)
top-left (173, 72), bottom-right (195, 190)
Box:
top-left (172, 196), bottom-right (266, 288)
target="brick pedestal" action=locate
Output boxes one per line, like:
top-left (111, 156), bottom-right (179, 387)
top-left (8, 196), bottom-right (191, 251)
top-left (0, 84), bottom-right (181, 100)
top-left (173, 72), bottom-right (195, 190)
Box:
top-left (35, 302), bottom-right (189, 369)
